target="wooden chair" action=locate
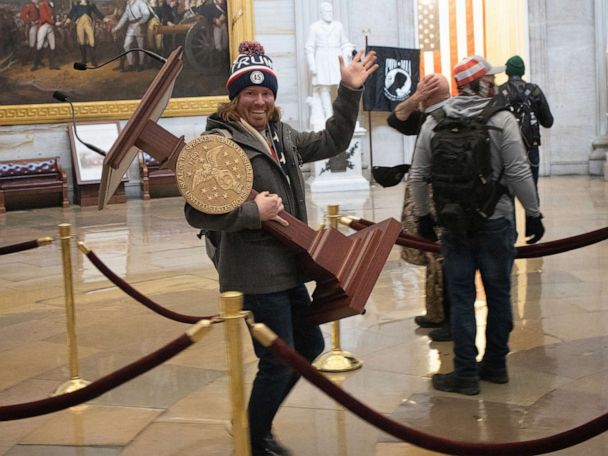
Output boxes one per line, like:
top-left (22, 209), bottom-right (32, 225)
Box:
top-left (139, 152), bottom-right (180, 200)
top-left (0, 157), bottom-right (68, 213)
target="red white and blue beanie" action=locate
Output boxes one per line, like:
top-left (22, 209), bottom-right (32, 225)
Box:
top-left (452, 55), bottom-right (505, 87)
top-left (226, 41), bottom-right (278, 100)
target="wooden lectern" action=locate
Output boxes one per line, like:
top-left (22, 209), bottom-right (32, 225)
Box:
top-left (99, 47), bottom-right (401, 325)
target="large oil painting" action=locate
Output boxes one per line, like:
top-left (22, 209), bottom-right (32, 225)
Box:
top-left (0, 0), bottom-right (253, 124)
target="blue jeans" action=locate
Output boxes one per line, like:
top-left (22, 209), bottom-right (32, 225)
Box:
top-left (442, 218), bottom-right (517, 378)
top-left (243, 284), bottom-right (325, 449)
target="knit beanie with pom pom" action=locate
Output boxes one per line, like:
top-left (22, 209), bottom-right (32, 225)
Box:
top-left (226, 41), bottom-right (278, 100)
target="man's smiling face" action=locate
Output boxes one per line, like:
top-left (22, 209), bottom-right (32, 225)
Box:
top-left (235, 86), bottom-right (276, 130)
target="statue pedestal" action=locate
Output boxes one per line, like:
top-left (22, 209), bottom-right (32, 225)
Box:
top-left (307, 127), bottom-right (369, 193)
top-left (309, 189), bottom-right (370, 231)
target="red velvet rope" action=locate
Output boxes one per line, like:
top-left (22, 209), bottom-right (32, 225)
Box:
top-left (0, 239), bottom-right (41, 256)
top-left (267, 337), bottom-right (608, 455)
top-left (85, 250), bottom-right (217, 324)
top-left (350, 218), bottom-right (608, 258)
top-left (0, 333), bottom-right (193, 421)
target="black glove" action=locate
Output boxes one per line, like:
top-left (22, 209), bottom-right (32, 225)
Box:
top-left (372, 165), bottom-right (410, 188)
top-left (417, 214), bottom-right (438, 242)
top-left (525, 214), bottom-right (545, 244)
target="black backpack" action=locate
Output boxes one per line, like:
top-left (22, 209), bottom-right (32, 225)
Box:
top-left (501, 83), bottom-right (540, 147)
top-left (430, 98), bottom-right (507, 236)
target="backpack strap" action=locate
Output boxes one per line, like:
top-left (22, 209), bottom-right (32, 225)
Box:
top-left (430, 107), bottom-right (446, 123)
top-left (479, 96), bottom-right (507, 124)
top-left (479, 99), bottom-right (508, 196)
top-left (502, 81), bottom-right (521, 104)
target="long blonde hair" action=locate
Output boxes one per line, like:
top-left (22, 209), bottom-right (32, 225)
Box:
top-left (216, 96), bottom-right (281, 123)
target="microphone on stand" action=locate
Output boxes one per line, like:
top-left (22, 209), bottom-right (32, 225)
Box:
top-left (52, 91), bottom-right (107, 157)
top-left (73, 48), bottom-right (166, 71)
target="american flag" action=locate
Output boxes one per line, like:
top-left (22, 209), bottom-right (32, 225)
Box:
top-left (417, 0), bottom-right (486, 94)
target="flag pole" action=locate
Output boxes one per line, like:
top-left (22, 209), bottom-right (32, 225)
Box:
top-left (364, 32), bottom-right (375, 186)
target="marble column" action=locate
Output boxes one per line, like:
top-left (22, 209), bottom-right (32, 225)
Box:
top-left (527, 0), bottom-right (551, 178)
top-left (591, 0), bottom-right (608, 179)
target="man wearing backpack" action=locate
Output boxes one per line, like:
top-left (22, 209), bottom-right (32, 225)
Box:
top-left (408, 55), bottom-right (545, 395)
top-left (498, 55), bottom-right (554, 189)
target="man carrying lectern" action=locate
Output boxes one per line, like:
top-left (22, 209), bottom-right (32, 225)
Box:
top-left (184, 40), bottom-right (378, 456)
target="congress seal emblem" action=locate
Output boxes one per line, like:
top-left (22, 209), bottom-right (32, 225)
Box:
top-left (176, 135), bottom-right (253, 214)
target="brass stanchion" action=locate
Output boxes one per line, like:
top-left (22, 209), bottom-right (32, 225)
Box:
top-left (313, 205), bottom-right (363, 372)
top-left (53, 223), bottom-right (90, 396)
top-left (220, 291), bottom-right (251, 456)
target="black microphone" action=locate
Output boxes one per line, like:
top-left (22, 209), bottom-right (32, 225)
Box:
top-left (52, 91), bottom-right (69, 102)
top-left (73, 48), bottom-right (166, 71)
top-left (53, 91), bottom-right (107, 157)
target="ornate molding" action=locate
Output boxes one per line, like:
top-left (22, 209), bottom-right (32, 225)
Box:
top-left (0, 96), bottom-right (228, 126)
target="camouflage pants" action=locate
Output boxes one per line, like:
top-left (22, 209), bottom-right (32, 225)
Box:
top-left (401, 183), bottom-right (444, 322)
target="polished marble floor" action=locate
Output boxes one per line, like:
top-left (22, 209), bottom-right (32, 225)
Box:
top-left (0, 175), bottom-right (606, 456)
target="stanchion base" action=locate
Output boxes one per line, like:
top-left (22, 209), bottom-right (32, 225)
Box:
top-left (313, 349), bottom-right (363, 372)
top-left (52, 377), bottom-right (91, 396)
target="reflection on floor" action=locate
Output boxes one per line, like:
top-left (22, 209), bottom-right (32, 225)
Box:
top-left (0, 176), bottom-right (606, 456)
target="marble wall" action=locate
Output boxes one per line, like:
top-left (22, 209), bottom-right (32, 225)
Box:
top-left (529, 0), bottom-right (600, 175)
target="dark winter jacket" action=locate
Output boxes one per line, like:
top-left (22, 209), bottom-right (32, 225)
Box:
top-left (387, 110), bottom-right (426, 136)
top-left (498, 76), bottom-right (553, 146)
top-left (184, 83), bottom-right (363, 294)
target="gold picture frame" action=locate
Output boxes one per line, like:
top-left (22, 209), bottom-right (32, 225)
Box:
top-left (0, 0), bottom-right (254, 126)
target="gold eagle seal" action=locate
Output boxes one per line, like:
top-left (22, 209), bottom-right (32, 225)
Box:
top-left (176, 135), bottom-right (253, 214)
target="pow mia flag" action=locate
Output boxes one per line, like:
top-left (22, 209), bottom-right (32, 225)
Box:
top-left (363, 46), bottom-right (420, 112)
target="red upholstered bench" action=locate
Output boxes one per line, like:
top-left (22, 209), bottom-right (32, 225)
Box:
top-left (0, 157), bottom-right (69, 213)
top-left (139, 152), bottom-right (180, 200)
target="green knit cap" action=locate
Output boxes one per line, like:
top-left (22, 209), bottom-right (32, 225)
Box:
top-left (505, 55), bottom-right (525, 76)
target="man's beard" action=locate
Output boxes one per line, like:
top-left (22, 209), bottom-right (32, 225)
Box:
top-left (479, 79), bottom-right (496, 98)
top-left (460, 79), bottom-right (496, 98)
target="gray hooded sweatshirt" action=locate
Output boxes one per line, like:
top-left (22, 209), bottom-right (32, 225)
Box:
top-left (409, 95), bottom-right (541, 223)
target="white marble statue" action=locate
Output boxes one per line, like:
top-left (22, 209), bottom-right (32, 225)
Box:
top-left (305, 2), bottom-right (354, 130)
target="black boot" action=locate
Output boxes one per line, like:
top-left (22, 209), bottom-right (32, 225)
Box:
top-left (428, 324), bottom-right (452, 342)
top-left (89, 46), bottom-right (97, 67)
top-left (49, 49), bottom-right (60, 70)
top-left (31, 49), bottom-right (41, 71)
top-left (79, 45), bottom-right (87, 65)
